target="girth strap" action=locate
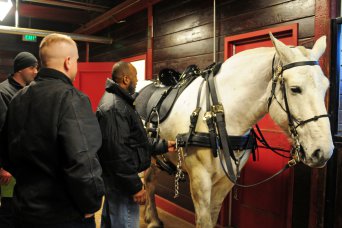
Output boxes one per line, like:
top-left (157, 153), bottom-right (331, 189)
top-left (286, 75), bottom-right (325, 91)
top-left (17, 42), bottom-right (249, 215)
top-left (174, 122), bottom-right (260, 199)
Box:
top-left (177, 132), bottom-right (256, 150)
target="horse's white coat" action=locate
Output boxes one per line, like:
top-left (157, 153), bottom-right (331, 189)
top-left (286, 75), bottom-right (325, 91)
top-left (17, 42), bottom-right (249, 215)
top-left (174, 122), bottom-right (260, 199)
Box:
top-left (143, 35), bottom-right (333, 228)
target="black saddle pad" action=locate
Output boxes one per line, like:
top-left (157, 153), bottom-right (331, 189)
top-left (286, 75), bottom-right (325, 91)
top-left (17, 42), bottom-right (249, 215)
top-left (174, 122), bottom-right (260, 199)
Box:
top-left (135, 76), bottom-right (197, 124)
top-left (135, 83), bottom-right (181, 123)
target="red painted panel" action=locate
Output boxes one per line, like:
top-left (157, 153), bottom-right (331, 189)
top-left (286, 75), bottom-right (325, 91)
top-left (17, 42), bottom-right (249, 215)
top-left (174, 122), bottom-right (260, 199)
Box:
top-left (74, 62), bottom-right (115, 112)
top-left (221, 24), bottom-right (298, 228)
top-left (224, 24), bottom-right (298, 60)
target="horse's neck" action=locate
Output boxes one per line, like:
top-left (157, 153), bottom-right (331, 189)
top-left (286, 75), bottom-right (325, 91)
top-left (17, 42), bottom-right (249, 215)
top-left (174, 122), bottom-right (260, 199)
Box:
top-left (215, 48), bottom-right (275, 135)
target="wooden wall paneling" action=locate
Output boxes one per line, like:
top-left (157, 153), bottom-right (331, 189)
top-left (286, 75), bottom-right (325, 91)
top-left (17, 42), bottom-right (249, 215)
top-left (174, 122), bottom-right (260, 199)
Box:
top-left (297, 17), bottom-right (315, 38)
top-left (154, 23), bottom-right (213, 49)
top-left (91, 30), bottom-right (147, 60)
top-left (106, 10), bottom-right (147, 39)
top-left (219, 0), bottom-right (315, 36)
top-left (154, 0), bottom-right (210, 25)
top-left (91, 10), bottom-right (147, 62)
top-left (154, 7), bottom-right (213, 37)
top-left (91, 39), bottom-right (147, 62)
top-left (154, 38), bottom-right (214, 62)
top-left (153, 53), bottom-right (215, 77)
top-left (218, 0), bottom-right (292, 21)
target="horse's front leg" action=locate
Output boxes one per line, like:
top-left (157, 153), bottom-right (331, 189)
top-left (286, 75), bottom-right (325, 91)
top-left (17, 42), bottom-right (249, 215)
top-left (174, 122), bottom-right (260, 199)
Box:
top-left (210, 176), bottom-right (233, 225)
top-left (144, 164), bottom-right (163, 228)
top-left (187, 165), bottom-right (213, 228)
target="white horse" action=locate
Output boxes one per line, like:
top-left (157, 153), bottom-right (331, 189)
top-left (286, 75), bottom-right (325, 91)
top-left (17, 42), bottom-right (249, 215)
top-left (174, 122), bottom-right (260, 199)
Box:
top-left (142, 34), bottom-right (334, 228)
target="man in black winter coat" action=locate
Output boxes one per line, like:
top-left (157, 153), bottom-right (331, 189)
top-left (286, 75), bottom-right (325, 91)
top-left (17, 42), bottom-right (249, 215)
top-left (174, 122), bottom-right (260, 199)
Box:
top-left (96, 61), bottom-right (176, 228)
top-left (0, 34), bottom-right (104, 228)
top-left (0, 51), bottom-right (38, 228)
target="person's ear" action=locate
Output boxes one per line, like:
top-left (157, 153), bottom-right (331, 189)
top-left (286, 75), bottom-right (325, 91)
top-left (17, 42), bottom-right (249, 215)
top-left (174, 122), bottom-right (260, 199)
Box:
top-left (123, 75), bottom-right (130, 85)
top-left (64, 57), bottom-right (71, 71)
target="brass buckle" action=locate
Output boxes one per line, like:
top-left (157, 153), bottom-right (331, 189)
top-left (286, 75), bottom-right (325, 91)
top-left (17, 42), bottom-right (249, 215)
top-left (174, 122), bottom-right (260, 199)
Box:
top-left (211, 103), bottom-right (224, 114)
top-left (191, 107), bottom-right (201, 117)
top-left (276, 65), bottom-right (282, 75)
top-left (203, 111), bottom-right (213, 121)
top-left (287, 159), bottom-right (297, 167)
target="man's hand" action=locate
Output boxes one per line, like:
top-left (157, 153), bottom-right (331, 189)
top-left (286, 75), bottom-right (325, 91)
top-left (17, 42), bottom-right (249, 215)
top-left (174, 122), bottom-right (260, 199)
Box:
top-left (167, 140), bottom-right (176, 153)
top-left (84, 213), bottom-right (94, 218)
top-left (0, 168), bottom-right (12, 185)
top-left (133, 188), bottom-right (146, 205)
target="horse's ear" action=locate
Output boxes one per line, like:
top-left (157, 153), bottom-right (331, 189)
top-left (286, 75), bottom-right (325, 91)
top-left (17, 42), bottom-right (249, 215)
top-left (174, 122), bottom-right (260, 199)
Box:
top-left (311, 36), bottom-right (326, 60)
top-left (269, 32), bottom-right (295, 64)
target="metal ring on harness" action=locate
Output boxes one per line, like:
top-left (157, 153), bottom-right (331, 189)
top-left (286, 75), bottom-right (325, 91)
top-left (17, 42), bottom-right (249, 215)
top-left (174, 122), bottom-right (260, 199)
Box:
top-left (146, 108), bottom-right (160, 139)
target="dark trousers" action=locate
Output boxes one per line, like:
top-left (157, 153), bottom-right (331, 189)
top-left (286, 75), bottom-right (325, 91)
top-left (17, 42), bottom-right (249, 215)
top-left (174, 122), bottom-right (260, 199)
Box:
top-left (14, 217), bottom-right (96, 228)
top-left (0, 197), bottom-right (15, 228)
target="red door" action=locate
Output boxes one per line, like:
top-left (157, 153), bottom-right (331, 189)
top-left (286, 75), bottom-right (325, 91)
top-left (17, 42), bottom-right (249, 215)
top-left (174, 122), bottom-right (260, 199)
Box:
top-left (221, 25), bottom-right (297, 228)
top-left (74, 62), bottom-right (115, 111)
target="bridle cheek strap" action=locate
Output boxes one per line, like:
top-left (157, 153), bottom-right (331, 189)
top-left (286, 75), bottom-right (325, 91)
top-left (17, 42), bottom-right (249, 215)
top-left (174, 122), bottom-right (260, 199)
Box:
top-left (270, 59), bottom-right (330, 163)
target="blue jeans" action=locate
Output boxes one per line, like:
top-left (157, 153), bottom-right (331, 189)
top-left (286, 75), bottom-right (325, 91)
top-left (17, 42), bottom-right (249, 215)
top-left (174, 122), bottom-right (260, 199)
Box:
top-left (101, 187), bottom-right (139, 228)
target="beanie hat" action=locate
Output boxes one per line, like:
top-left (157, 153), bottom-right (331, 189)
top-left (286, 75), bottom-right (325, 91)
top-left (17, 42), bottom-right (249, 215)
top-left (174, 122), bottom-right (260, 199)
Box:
top-left (13, 52), bottom-right (38, 73)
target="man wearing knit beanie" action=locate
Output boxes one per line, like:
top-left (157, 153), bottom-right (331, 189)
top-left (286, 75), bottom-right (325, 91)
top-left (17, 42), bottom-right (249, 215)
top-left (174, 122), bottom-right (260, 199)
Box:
top-left (0, 51), bottom-right (38, 227)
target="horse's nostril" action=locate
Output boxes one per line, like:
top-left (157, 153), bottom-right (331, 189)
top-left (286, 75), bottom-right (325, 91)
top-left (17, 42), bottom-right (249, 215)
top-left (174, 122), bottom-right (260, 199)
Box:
top-left (312, 149), bottom-right (321, 161)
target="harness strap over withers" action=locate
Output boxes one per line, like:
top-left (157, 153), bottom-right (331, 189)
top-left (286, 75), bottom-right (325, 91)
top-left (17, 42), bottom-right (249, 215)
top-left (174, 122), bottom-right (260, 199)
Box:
top-left (204, 75), bottom-right (219, 157)
top-left (206, 63), bottom-right (238, 182)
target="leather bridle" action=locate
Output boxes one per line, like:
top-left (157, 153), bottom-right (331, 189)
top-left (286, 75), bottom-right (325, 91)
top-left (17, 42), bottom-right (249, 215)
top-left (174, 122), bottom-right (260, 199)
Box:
top-left (267, 56), bottom-right (330, 164)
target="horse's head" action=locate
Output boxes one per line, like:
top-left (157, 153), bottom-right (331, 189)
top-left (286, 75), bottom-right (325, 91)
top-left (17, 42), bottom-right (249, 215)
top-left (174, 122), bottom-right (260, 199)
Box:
top-left (268, 34), bottom-right (334, 168)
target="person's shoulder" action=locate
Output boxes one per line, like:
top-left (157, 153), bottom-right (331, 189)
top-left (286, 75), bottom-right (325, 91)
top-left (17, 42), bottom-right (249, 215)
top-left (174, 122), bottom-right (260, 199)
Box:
top-left (0, 79), bottom-right (10, 92)
top-left (98, 92), bottom-right (129, 114)
top-left (0, 79), bottom-right (16, 99)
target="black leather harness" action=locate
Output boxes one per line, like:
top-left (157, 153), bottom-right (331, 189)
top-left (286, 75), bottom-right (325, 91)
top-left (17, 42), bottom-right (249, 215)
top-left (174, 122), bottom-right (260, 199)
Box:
top-left (135, 64), bottom-right (257, 175)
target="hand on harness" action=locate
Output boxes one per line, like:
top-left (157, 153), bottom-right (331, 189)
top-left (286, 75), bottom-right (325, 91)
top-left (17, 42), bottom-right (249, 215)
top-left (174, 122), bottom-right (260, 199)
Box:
top-left (167, 140), bottom-right (176, 153)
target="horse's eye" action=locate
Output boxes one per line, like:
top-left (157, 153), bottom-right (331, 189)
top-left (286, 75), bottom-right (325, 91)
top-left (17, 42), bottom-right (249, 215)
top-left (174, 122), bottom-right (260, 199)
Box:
top-left (290, 86), bottom-right (302, 94)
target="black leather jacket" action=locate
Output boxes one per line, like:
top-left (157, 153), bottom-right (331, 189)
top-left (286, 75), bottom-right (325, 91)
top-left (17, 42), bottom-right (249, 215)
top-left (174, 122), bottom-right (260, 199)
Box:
top-left (96, 79), bottom-right (167, 195)
top-left (0, 68), bottom-right (105, 224)
top-left (0, 76), bottom-right (23, 132)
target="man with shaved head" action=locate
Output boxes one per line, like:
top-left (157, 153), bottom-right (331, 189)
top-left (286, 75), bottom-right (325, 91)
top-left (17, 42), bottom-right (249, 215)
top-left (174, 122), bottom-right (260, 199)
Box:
top-left (0, 33), bottom-right (104, 227)
top-left (96, 61), bottom-right (176, 228)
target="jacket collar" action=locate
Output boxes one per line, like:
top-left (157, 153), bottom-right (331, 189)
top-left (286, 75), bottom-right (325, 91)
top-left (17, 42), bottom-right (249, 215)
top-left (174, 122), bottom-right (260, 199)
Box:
top-left (8, 75), bottom-right (23, 90)
top-left (105, 78), bottom-right (134, 106)
top-left (36, 68), bottom-right (73, 85)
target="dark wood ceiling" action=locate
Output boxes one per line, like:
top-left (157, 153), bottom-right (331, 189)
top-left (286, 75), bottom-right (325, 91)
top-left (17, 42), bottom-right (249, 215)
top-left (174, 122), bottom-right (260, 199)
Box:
top-left (0, 0), bottom-right (163, 38)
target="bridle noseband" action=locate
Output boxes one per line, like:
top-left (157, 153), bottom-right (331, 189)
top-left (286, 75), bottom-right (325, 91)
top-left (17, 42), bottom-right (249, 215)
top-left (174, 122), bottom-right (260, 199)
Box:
top-left (267, 57), bottom-right (330, 164)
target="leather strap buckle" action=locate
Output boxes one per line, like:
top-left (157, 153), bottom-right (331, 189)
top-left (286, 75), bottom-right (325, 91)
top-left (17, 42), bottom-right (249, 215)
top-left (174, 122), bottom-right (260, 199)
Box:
top-left (203, 111), bottom-right (213, 121)
top-left (211, 103), bottom-right (224, 114)
top-left (191, 107), bottom-right (201, 117)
